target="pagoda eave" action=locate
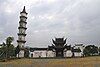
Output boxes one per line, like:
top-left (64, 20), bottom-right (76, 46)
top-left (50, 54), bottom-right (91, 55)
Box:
top-left (18, 27), bottom-right (27, 29)
top-left (17, 33), bottom-right (26, 36)
top-left (19, 21), bottom-right (27, 24)
top-left (17, 40), bottom-right (26, 43)
top-left (20, 16), bottom-right (27, 19)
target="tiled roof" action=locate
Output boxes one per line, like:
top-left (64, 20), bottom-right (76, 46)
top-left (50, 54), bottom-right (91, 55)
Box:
top-left (72, 49), bottom-right (81, 52)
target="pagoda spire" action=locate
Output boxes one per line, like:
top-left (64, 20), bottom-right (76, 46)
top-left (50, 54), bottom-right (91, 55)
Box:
top-left (21, 6), bottom-right (27, 14)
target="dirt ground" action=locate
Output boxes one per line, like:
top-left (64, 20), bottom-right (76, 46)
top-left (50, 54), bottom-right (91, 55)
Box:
top-left (0, 56), bottom-right (100, 67)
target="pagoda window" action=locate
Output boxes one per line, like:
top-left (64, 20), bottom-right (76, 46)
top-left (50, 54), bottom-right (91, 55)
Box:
top-left (20, 23), bottom-right (23, 27)
top-left (22, 37), bottom-right (25, 41)
top-left (22, 23), bottom-right (26, 27)
top-left (18, 36), bottom-right (22, 40)
top-left (20, 17), bottom-right (26, 21)
top-left (19, 29), bottom-right (25, 34)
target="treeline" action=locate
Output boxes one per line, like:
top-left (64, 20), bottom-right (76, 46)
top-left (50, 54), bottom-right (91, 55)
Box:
top-left (0, 37), bottom-right (20, 60)
top-left (83, 45), bottom-right (100, 56)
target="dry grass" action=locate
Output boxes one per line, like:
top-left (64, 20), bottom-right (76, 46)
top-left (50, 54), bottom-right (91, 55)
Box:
top-left (0, 56), bottom-right (100, 67)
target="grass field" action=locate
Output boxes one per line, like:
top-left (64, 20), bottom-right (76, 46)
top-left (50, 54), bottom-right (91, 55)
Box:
top-left (0, 56), bottom-right (100, 67)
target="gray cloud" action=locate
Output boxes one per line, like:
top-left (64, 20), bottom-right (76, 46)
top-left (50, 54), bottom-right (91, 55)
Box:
top-left (0, 0), bottom-right (100, 47)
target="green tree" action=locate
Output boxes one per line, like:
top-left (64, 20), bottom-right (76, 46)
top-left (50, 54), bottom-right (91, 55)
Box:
top-left (99, 47), bottom-right (100, 55)
top-left (83, 45), bottom-right (98, 56)
top-left (15, 45), bottom-right (20, 57)
top-left (6, 37), bottom-right (14, 47)
top-left (0, 37), bottom-right (15, 60)
top-left (6, 37), bottom-right (14, 58)
top-left (0, 42), bottom-right (6, 58)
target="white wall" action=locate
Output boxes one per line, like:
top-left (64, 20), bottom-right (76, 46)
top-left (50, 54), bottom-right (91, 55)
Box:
top-left (64, 50), bottom-right (73, 57)
top-left (30, 50), bottom-right (56, 58)
top-left (47, 51), bottom-right (55, 57)
top-left (74, 45), bottom-right (85, 56)
top-left (74, 52), bottom-right (82, 57)
top-left (17, 50), bottom-right (24, 57)
top-left (31, 50), bottom-right (47, 58)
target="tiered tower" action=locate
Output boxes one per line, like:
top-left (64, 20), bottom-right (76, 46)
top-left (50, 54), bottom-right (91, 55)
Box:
top-left (17, 6), bottom-right (28, 48)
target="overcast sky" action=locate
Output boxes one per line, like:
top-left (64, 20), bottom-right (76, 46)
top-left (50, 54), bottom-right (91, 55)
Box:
top-left (0, 0), bottom-right (100, 47)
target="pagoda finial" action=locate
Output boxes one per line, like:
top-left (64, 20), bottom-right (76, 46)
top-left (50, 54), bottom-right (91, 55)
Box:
top-left (21, 6), bottom-right (27, 14)
top-left (22, 6), bottom-right (26, 12)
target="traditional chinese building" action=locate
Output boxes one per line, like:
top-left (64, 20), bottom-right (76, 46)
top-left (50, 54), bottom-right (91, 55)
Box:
top-left (72, 44), bottom-right (84, 57)
top-left (29, 37), bottom-right (72, 58)
top-left (49, 38), bottom-right (67, 57)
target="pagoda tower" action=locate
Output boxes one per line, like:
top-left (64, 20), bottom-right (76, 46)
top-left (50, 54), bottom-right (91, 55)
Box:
top-left (17, 6), bottom-right (28, 48)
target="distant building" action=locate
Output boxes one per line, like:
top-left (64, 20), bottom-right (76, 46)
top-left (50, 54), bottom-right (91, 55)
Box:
top-left (72, 44), bottom-right (84, 57)
top-left (74, 44), bottom-right (84, 52)
top-left (72, 49), bottom-right (82, 57)
top-left (29, 38), bottom-right (74, 58)
top-left (29, 48), bottom-right (55, 58)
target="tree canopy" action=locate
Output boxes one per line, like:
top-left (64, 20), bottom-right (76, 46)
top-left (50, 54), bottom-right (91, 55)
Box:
top-left (83, 45), bottom-right (98, 56)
